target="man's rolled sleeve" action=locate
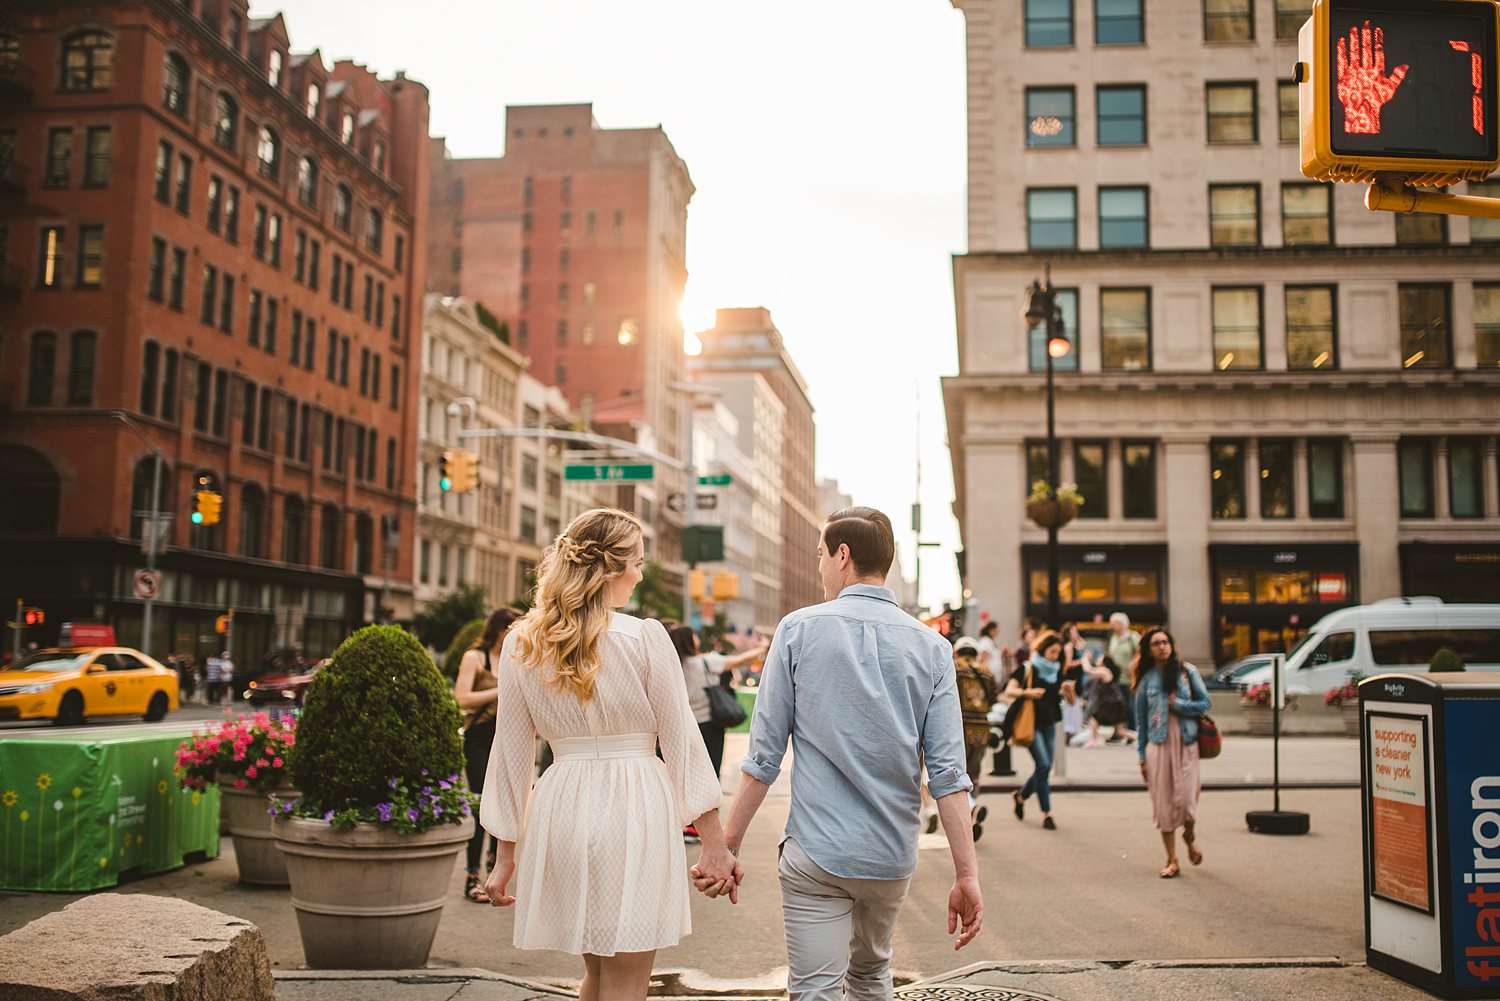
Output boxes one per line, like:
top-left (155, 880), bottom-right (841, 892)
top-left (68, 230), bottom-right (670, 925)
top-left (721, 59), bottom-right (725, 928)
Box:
top-left (741, 620), bottom-right (796, 786)
top-left (921, 646), bottom-right (973, 800)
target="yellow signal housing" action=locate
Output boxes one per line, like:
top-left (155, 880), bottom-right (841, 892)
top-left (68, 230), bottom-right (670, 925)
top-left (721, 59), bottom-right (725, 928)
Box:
top-left (1299, 0), bottom-right (1499, 185)
top-left (689, 569), bottom-right (706, 601)
top-left (196, 489), bottom-right (223, 526)
top-left (711, 571), bottom-right (740, 601)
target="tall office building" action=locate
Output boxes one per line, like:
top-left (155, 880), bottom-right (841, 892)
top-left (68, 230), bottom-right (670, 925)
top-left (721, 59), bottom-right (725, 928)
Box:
top-left (0, 2), bottom-right (430, 663)
top-left (943, 0), bottom-right (1500, 666)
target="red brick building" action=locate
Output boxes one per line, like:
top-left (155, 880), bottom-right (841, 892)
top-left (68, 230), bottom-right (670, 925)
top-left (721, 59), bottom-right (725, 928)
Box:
top-left (428, 104), bottom-right (694, 561)
top-left (0, 0), bottom-right (430, 667)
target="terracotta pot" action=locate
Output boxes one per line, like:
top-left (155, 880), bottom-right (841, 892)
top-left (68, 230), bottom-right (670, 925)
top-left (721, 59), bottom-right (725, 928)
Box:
top-left (1026, 497), bottom-right (1079, 529)
top-left (220, 782), bottom-right (298, 885)
top-left (273, 815), bottom-right (473, 969)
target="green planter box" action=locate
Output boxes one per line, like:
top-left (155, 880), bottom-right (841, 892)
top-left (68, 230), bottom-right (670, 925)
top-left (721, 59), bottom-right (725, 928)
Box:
top-left (729, 688), bottom-right (757, 734)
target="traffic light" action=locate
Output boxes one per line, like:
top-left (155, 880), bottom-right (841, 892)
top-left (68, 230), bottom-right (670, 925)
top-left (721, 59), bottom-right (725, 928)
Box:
top-left (439, 449), bottom-right (455, 492)
top-left (449, 450), bottom-right (479, 493)
top-left (1299, 0), bottom-right (1499, 184)
top-left (192, 489), bottom-right (222, 526)
top-left (23, 607), bottom-right (44, 627)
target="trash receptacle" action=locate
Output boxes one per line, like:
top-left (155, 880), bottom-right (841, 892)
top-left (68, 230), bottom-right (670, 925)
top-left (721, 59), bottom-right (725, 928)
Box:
top-left (1360, 672), bottom-right (1500, 999)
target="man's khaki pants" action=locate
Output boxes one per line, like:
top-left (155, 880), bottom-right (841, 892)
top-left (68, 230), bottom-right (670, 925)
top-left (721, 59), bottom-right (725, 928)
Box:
top-left (778, 837), bottom-right (912, 1001)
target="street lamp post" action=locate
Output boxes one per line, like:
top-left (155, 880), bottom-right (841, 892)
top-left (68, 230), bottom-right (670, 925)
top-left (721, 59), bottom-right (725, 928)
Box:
top-left (1023, 269), bottom-right (1073, 631)
top-left (113, 412), bottom-right (166, 658)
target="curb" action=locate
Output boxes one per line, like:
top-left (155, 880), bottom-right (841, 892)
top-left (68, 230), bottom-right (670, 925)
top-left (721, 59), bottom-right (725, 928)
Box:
top-left (978, 779), bottom-right (1359, 793)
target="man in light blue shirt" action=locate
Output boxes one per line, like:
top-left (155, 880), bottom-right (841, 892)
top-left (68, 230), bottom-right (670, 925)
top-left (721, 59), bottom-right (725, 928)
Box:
top-left (707, 506), bottom-right (983, 1001)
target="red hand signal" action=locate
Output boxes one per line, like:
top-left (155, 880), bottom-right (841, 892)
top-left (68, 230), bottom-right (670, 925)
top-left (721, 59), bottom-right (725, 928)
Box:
top-left (1337, 20), bottom-right (1410, 134)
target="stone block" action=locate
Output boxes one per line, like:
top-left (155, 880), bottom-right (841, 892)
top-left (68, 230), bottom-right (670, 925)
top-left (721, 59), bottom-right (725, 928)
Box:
top-left (0, 892), bottom-right (274, 1001)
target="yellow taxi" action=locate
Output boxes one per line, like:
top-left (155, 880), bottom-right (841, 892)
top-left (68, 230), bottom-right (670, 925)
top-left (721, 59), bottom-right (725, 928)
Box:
top-left (0, 646), bottom-right (181, 724)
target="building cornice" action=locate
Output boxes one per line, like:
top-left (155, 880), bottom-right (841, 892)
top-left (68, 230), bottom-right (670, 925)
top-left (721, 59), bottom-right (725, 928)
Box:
top-left (955, 243), bottom-right (1499, 267)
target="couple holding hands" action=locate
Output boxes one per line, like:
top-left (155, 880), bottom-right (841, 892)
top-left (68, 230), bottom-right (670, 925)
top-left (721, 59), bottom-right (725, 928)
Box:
top-left (480, 506), bottom-right (983, 1001)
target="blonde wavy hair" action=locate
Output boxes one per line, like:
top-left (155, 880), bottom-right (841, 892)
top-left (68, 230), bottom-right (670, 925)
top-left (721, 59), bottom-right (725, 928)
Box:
top-left (510, 507), bottom-right (642, 702)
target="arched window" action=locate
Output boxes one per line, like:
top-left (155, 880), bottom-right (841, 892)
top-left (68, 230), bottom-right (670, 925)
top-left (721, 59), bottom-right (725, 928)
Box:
top-left (0, 445), bottom-right (61, 534)
top-left (256, 125), bottom-right (279, 180)
top-left (130, 456), bottom-right (174, 541)
top-left (282, 495), bottom-right (306, 564)
top-left (333, 184), bottom-right (351, 231)
top-left (162, 53), bottom-right (188, 116)
top-left (340, 111), bottom-right (354, 145)
top-left (27, 331), bottom-right (57, 406)
top-left (353, 513), bottom-right (373, 575)
top-left (213, 91), bottom-right (238, 151)
top-left (372, 139), bottom-right (386, 174)
top-left (365, 208), bottom-right (383, 253)
top-left (239, 484), bottom-right (266, 558)
top-left (61, 31), bottom-right (113, 91)
top-left (267, 49), bottom-right (283, 88)
top-left (297, 155), bottom-right (318, 208)
top-left (318, 502), bottom-right (341, 569)
top-left (305, 82), bottom-right (320, 119)
top-left (68, 330), bottom-right (97, 406)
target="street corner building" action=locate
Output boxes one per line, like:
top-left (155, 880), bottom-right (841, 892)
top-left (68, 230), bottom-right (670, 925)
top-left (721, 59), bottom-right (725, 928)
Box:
top-left (941, 0), bottom-right (1500, 668)
top-left (0, 0), bottom-right (432, 665)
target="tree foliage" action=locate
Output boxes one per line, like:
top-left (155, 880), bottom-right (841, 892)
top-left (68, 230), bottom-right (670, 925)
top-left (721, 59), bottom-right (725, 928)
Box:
top-left (633, 560), bottom-right (683, 622)
top-left (413, 584), bottom-right (488, 652)
top-left (474, 301), bottom-right (510, 344)
top-left (442, 618), bottom-right (486, 679)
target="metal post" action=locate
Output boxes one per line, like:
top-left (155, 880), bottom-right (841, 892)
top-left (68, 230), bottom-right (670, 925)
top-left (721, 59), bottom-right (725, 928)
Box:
top-left (141, 449), bottom-right (163, 658)
top-left (1045, 300), bottom-right (1060, 633)
top-left (1273, 651), bottom-right (1283, 813)
top-left (683, 399), bottom-right (696, 630)
top-left (11, 597), bottom-right (20, 660)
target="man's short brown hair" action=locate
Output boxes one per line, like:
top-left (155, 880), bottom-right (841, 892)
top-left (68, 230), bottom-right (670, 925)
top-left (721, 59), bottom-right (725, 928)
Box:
top-left (824, 506), bottom-right (895, 578)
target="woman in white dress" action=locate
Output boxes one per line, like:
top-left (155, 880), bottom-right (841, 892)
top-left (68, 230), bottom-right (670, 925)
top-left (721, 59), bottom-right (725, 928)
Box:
top-left (481, 507), bottom-right (741, 1001)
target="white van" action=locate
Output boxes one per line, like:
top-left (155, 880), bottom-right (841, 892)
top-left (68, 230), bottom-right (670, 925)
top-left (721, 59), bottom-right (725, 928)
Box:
top-left (1236, 598), bottom-right (1500, 695)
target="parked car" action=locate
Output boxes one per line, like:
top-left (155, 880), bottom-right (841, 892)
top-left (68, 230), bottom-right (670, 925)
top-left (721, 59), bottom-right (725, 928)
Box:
top-left (1235, 598), bottom-right (1500, 695)
top-left (0, 646), bottom-right (180, 724)
top-left (1208, 653), bottom-right (1279, 690)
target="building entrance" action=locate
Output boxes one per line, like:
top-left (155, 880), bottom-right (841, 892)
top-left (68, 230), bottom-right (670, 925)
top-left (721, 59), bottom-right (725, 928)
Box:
top-left (1210, 543), bottom-right (1359, 666)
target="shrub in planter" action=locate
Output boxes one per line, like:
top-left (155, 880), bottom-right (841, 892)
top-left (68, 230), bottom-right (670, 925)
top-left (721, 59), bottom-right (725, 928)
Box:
top-left (1430, 647), bottom-right (1466, 673)
top-left (442, 617), bottom-right (485, 680)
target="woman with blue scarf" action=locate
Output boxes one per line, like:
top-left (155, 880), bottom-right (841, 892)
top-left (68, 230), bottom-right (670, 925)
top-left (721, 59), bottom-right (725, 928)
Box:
top-left (1006, 631), bottom-right (1065, 830)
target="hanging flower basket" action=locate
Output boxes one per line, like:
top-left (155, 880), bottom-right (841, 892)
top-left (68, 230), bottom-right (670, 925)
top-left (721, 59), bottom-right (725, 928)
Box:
top-left (1026, 498), bottom-right (1079, 529)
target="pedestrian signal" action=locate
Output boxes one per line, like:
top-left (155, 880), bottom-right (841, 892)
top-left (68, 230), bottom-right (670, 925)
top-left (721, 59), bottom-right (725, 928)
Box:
top-left (23, 607), bottom-right (44, 627)
top-left (192, 489), bottom-right (222, 526)
top-left (1299, 0), bottom-right (1499, 184)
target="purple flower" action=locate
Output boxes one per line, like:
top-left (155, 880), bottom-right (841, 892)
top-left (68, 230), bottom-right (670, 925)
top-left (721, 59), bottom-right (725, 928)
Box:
top-left (376, 802), bottom-right (394, 823)
top-left (406, 808), bottom-right (419, 822)
top-left (421, 785), bottom-right (432, 796)
top-left (420, 768), bottom-right (429, 776)
top-left (461, 801), bottom-right (472, 816)
top-left (433, 804), bottom-right (444, 817)
top-left (438, 779), bottom-right (452, 790)
top-left (323, 810), bottom-right (335, 822)
top-left (387, 777), bottom-right (398, 789)
top-left (446, 773), bottom-right (460, 783)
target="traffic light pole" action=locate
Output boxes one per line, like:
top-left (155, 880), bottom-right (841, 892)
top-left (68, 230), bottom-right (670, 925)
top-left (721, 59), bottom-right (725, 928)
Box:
top-left (141, 448), bottom-right (163, 659)
top-left (1365, 181), bottom-right (1500, 220)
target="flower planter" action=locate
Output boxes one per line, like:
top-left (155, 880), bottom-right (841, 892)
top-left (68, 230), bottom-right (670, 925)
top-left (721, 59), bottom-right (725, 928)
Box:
top-left (273, 815), bottom-right (473, 969)
top-left (220, 782), bottom-right (297, 885)
top-left (1244, 704), bottom-right (1276, 736)
top-left (1339, 702), bottom-right (1361, 738)
top-left (1026, 498), bottom-right (1078, 530)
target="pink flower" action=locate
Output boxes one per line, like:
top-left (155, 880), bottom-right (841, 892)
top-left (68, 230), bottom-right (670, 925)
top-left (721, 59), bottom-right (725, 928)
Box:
top-left (272, 757), bottom-right (283, 768)
top-left (245, 766), bottom-right (258, 779)
top-left (233, 778), bottom-right (246, 789)
top-left (256, 758), bottom-right (269, 768)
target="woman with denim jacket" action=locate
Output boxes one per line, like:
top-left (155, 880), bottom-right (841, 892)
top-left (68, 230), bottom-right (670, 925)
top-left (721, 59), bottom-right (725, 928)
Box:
top-left (1132, 627), bottom-right (1212, 878)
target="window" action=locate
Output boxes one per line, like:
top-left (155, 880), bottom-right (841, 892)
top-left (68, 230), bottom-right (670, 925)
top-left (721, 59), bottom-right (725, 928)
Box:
top-left (1025, 0), bottom-right (1073, 46)
top-left (148, 237), bottom-right (166, 301)
top-left (1371, 630), bottom-right (1500, 668)
top-left (521, 247), bottom-right (531, 274)
top-left (37, 226), bottom-right (63, 288)
top-left (340, 335), bottom-right (350, 385)
top-left (386, 438), bottom-right (395, 490)
top-left (308, 240), bottom-right (320, 289)
top-left (1286, 286), bottom-right (1336, 369)
top-left (249, 290), bottom-right (263, 347)
top-left (1204, 0), bottom-right (1252, 41)
top-left (394, 234), bottom-right (405, 272)
top-left (140, 341), bottom-right (160, 415)
top-left (206, 175), bottom-right (223, 232)
top-left (1212, 287), bottom-right (1262, 369)
top-left (174, 153), bottom-right (191, 213)
top-left (219, 274), bottom-right (234, 332)
top-left (1206, 82), bottom-right (1257, 142)
top-left (1027, 188), bottom-right (1076, 249)
top-left (391, 294), bottom-right (402, 341)
top-left (419, 539), bottom-right (431, 583)
top-left (256, 126), bottom-right (279, 180)
top-left (1398, 438), bottom-right (1434, 517)
top-left (319, 504), bottom-right (341, 569)
top-left (1308, 439), bottom-right (1344, 518)
top-left (340, 112), bottom-right (355, 146)
top-left (1096, 0), bottom-right (1143, 42)
top-left (44, 127), bottom-right (72, 187)
top-left (283, 497), bottom-right (306, 564)
top-left (559, 247), bottom-right (570, 272)
top-left (1211, 440), bottom-right (1246, 518)
top-left (192, 361), bottom-right (210, 431)
top-left (305, 82), bottom-right (320, 119)
top-left (520, 505), bottom-right (538, 543)
top-left (297, 157), bottom-right (317, 208)
top-left (83, 126), bottom-right (110, 186)
top-left (160, 348), bottom-right (178, 422)
top-left (1097, 85), bottom-right (1147, 144)
top-left (241, 378), bottom-right (258, 445)
top-left (169, 247), bottom-right (185, 309)
top-left (582, 281), bottom-right (597, 307)
top-left (556, 319), bottom-right (568, 345)
top-left (1274, 0), bottom-right (1313, 39)
top-left (163, 53), bottom-right (189, 116)
top-left (334, 184), bottom-right (351, 231)
top-left (154, 141), bottom-right (171, 202)
top-left (1281, 184), bottom-right (1331, 245)
top-left (1122, 442), bottom-right (1156, 518)
top-left (581, 321), bottom-right (595, 345)
top-left (1074, 442), bottom-right (1107, 518)
top-left (1476, 285), bottom-right (1500, 367)
top-left (1278, 81), bottom-right (1299, 141)
top-left (390, 364), bottom-right (400, 409)
top-left (342, 260), bottom-right (353, 308)
top-left (366, 208), bottom-right (382, 253)
top-left (362, 274), bottom-right (373, 320)
top-left (1026, 88), bottom-right (1075, 147)
top-left (373, 140), bottom-right (386, 174)
top-left (225, 186), bottom-right (239, 243)
top-left (213, 92), bottom-right (237, 151)
top-left (1259, 439), bottom-right (1294, 518)
top-left (1398, 284), bottom-right (1451, 369)
top-left (252, 205), bottom-right (268, 259)
top-left (267, 49), bottom-right (283, 88)
top-left (61, 31), bottom-right (113, 90)
top-left (326, 328), bottom-right (338, 380)
top-left (1449, 439), bottom-right (1484, 518)
top-left (304, 319), bottom-right (316, 370)
top-left (1209, 184), bottom-right (1260, 246)
top-left (330, 252), bottom-right (342, 303)
top-left (375, 282), bottom-right (384, 327)
top-left (1028, 289), bottom-right (1079, 371)
top-left (1101, 288), bottom-right (1150, 369)
top-left (1099, 186), bottom-right (1148, 247)
top-left (27, 331), bottom-right (56, 405)
top-left (1472, 181), bottom-right (1500, 242)
top-left (358, 347), bottom-right (369, 396)
top-left (200, 263), bottom-right (218, 325)
top-left (558, 282), bottom-right (569, 305)
top-left (1394, 212), bottom-right (1447, 245)
top-left (211, 370), bottom-right (228, 437)
top-left (76, 225), bottom-right (103, 286)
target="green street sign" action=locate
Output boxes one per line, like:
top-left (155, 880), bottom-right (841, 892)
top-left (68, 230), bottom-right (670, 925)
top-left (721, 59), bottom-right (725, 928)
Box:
top-left (564, 463), bottom-right (654, 482)
top-left (698, 474), bottom-right (732, 486)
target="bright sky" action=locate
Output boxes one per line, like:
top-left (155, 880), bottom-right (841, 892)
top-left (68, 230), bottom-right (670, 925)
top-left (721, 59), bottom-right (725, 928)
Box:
top-left (267, 0), bottom-right (969, 612)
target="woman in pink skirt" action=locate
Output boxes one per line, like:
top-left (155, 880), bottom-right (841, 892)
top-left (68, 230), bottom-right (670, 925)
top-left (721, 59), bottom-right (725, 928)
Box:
top-left (1132, 627), bottom-right (1213, 878)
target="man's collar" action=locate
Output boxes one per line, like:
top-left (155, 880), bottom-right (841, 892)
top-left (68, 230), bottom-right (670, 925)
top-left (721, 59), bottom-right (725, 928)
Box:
top-left (837, 582), bottom-right (897, 604)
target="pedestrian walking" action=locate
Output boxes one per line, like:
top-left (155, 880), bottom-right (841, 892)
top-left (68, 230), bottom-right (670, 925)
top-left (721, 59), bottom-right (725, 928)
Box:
top-left (219, 651), bottom-right (235, 703)
top-left (454, 607), bottom-right (518, 903)
top-left (976, 622), bottom-right (1002, 684)
top-left (1059, 623), bottom-right (1090, 746)
top-left (480, 509), bottom-right (738, 999)
top-left (668, 627), bottom-right (763, 795)
top-left (1008, 630), bottom-right (1065, 830)
top-left (711, 506), bottom-right (983, 1001)
top-left (1106, 612), bottom-right (1141, 739)
top-left (1133, 627), bottom-right (1213, 878)
top-left (952, 636), bottom-right (998, 841)
top-left (204, 654), bottom-right (222, 704)
top-left (989, 622), bottom-right (1037, 777)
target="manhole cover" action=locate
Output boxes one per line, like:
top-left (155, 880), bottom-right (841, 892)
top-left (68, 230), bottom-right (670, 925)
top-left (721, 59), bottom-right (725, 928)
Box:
top-left (897, 987), bottom-right (1065, 1001)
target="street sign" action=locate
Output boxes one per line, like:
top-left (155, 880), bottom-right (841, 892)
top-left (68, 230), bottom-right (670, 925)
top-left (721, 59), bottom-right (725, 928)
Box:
top-left (698, 473), bottom-right (732, 486)
top-left (132, 570), bottom-right (162, 600)
top-left (696, 494), bottom-right (719, 511)
top-left (564, 463), bottom-right (654, 481)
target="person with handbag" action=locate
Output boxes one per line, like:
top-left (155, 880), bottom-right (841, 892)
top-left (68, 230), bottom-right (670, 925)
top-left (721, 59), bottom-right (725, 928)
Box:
top-left (1007, 631), bottom-right (1065, 830)
top-left (951, 637), bottom-right (998, 840)
top-left (1132, 626), bottom-right (1213, 879)
top-left (668, 626), bottom-right (764, 787)
top-left (454, 607), bottom-right (519, 902)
